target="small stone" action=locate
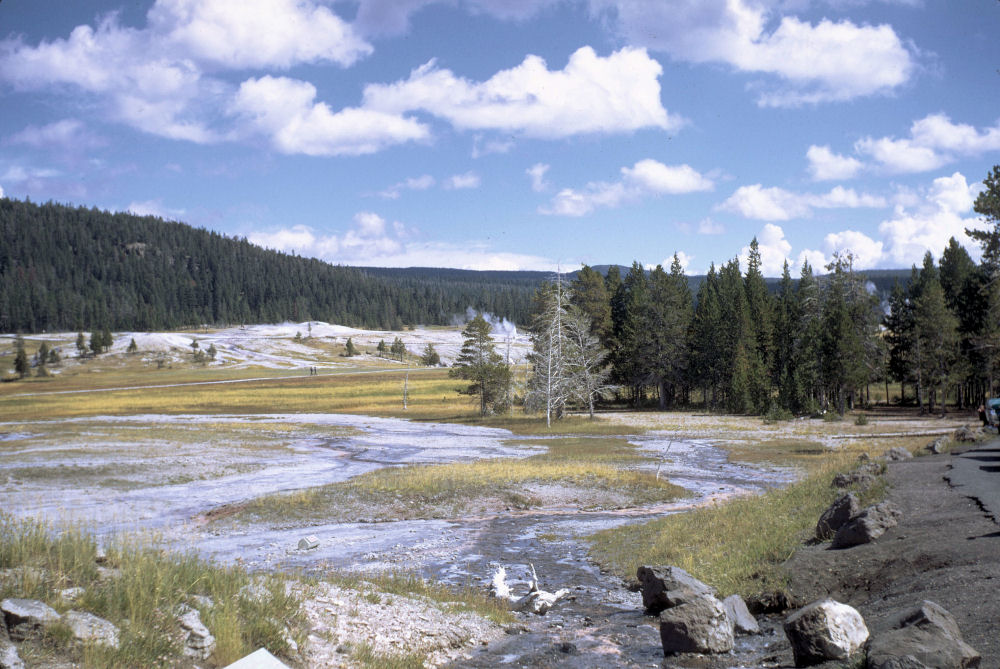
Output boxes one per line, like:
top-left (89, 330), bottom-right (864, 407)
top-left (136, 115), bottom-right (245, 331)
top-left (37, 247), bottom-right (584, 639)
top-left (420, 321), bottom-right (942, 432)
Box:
top-left (723, 594), bottom-right (760, 635)
top-left (0, 639), bottom-right (25, 669)
top-left (59, 587), bottom-right (85, 602)
top-left (885, 447), bottom-right (913, 461)
top-left (298, 536), bottom-right (320, 550)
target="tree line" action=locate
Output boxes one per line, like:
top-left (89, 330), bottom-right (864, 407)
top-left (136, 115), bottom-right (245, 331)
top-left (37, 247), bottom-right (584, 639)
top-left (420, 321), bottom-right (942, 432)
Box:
top-left (454, 166), bottom-right (1000, 418)
top-left (0, 198), bottom-right (542, 333)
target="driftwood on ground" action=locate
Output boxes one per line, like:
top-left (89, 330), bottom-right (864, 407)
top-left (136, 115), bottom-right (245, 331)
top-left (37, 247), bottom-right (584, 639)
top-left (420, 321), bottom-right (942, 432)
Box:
top-left (490, 563), bottom-right (569, 615)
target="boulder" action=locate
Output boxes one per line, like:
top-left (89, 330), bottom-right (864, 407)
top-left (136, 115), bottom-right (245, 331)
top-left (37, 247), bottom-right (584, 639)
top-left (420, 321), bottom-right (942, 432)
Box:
top-left (783, 599), bottom-right (869, 667)
top-left (832, 501), bottom-right (902, 549)
top-left (886, 447), bottom-right (914, 461)
top-left (926, 437), bottom-right (947, 454)
top-left (636, 565), bottom-right (716, 615)
top-left (866, 601), bottom-right (981, 669)
top-left (177, 605), bottom-right (216, 660)
top-left (64, 610), bottom-right (120, 648)
top-left (1, 599), bottom-right (60, 641)
top-left (722, 594), bottom-right (760, 635)
top-left (0, 639), bottom-right (24, 669)
top-left (953, 426), bottom-right (977, 443)
top-left (831, 463), bottom-right (882, 490)
top-left (659, 594), bottom-right (734, 655)
top-left (816, 492), bottom-right (861, 541)
top-left (223, 648), bottom-right (292, 669)
top-left (297, 536), bottom-right (319, 550)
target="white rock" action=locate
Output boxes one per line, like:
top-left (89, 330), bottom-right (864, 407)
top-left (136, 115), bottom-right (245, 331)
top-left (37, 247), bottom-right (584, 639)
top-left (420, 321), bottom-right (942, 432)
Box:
top-left (64, 610), bottom-right (120, 648)
top-left (784, 599), bottom-right (868, 665)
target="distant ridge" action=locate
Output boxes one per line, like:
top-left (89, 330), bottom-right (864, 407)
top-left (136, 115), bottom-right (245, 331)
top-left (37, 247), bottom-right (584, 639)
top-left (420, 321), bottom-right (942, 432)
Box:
top-left (0, 197), bottom-right (912, 334)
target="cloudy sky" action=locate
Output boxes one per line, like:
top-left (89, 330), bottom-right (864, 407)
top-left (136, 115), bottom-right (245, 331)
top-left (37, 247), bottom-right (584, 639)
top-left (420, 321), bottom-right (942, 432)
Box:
top-left (2, 0), bottom-right (998, 275)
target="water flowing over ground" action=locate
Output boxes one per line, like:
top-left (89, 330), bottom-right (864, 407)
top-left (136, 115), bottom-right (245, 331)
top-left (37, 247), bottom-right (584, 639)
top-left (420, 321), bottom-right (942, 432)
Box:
top-left (1, 413), bottom-right (795, 667)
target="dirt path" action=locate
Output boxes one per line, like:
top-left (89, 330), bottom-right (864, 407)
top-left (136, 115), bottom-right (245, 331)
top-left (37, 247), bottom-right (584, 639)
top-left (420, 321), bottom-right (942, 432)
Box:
top-left (782, 444), bottom-right (1000, 667)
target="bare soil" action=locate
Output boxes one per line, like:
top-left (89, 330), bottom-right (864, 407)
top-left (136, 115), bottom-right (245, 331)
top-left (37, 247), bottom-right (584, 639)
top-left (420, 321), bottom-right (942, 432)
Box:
top-left (779, 445), bottom-right (1000, 667)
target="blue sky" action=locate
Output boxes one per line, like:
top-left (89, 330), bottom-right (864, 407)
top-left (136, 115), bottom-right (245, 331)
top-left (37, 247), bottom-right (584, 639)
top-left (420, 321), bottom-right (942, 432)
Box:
top-left (2, 0), bottom-right (999, 276)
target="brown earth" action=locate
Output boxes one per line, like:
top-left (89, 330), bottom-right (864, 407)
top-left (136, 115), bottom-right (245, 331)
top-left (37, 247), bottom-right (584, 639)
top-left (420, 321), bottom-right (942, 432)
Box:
top-left (780, 445), bottom-right (1000, 667)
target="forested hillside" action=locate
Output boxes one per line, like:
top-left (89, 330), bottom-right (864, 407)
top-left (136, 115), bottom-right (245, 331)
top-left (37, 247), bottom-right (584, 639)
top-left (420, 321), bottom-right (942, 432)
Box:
top-left (0, 199), bottom-right (544, 333)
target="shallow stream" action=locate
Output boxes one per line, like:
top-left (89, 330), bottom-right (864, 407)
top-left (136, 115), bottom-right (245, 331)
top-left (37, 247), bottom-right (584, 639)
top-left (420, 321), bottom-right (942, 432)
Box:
top-left (1, 413), bottom-right (795, 667)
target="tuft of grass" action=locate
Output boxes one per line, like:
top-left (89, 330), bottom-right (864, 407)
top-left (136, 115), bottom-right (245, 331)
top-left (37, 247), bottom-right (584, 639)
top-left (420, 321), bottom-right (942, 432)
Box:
top-left (350, 641), bottom-right (428, 669)
top-left (0, 513), bottom-right (304, 668)
top-left (588, 451), bottom-right (886, 598)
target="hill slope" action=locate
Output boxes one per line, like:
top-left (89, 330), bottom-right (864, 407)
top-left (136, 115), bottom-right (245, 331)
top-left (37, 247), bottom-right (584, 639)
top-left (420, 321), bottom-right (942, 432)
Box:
top-left (0, 199), bottom-right (545, 333)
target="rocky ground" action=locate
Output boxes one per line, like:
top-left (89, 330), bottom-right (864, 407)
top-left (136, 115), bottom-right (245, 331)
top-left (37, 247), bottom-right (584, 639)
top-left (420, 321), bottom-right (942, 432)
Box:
top-left (780, 441), bottom-right (1000, 667)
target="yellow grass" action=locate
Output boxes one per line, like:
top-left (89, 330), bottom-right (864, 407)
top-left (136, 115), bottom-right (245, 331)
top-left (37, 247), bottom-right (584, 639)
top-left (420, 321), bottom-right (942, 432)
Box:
top-left (588, 444), bottom-right (888, 599)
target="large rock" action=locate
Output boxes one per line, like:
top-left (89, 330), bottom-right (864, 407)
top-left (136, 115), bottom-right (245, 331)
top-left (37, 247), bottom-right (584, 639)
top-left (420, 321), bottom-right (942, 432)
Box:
top-left (832, 501), bottom-right (901, 549)
top-left (659, 594), bottom-right (734, 655)
top-left (722, 594), bottom-right (760, 635)
top-left (784, 599), bottom-right (868, 667)
top-left (866, 601), bottom-right (981, 669)
top-left (831, 463), bottom-right (883, 490)
top-left (0, 639), bottom-right (24, 669)
top-left (953, 426), bottom-right (977, 443)
top-left (1, 599), bottom-right (60, 641)
top-left (816, 492), bottom-right (861, 541)
top-left (636, 565), bottom-right (716, 615)
top-left (177, 605), bottom-right (216, 660)
top-left (64, 610), bottom-right (120, 648)
top-left (223, 647), bottom-right (292, 668)
top-left (886, 447), bottom-right (914, 461)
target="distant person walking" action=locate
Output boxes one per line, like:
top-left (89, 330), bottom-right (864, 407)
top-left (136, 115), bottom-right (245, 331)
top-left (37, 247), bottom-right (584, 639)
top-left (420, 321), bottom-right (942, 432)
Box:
top-left (979, 404), bottom-right (989, 427)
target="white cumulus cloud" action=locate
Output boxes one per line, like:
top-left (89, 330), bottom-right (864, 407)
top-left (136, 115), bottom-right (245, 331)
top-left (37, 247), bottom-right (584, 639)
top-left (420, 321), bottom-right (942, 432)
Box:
top-left (878, 171), bottom-right (987, 267)
top-left (541, 159), bottom-right (714, 217)
top-left (231, 76), bottom-right (429, 156)
top-left (719, 184), bottom-right (887, 220)
top-left (854, 114), bottom-right (1000, 174)
top-left (363, 46), bottom-right (682, 138)
top-left (590, 0), bottom-right (914, 106)
top-left (149, 0), bottom-right (372, 69)
top-left (806, 145), bottom-right (862, 181)
top-left (739, 223), bottom-right (793, 276)
top-left (0, 1), bottom-right (376, 148)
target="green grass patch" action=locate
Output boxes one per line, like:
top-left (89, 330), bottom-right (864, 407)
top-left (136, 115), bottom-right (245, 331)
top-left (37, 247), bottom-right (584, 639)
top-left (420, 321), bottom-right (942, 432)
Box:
top-left (0, 513), bottom-right (304, 668)
top-left (349, 641), bottom-right (428, 669)
top-left (587, 453), bottom-right (887, 599)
